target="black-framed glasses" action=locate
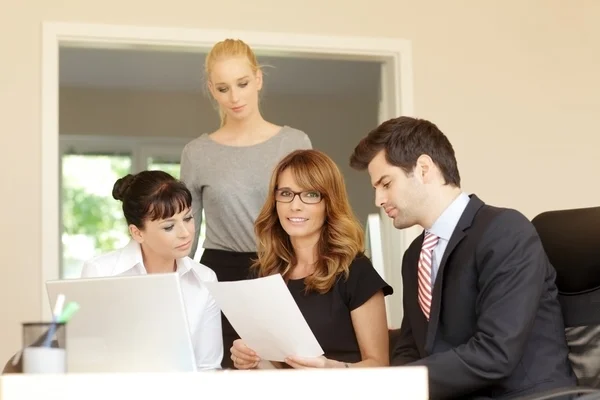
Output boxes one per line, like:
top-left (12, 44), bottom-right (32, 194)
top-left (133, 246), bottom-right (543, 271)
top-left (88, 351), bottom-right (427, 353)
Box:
top-left (275, 189), bottom-right (323, 204)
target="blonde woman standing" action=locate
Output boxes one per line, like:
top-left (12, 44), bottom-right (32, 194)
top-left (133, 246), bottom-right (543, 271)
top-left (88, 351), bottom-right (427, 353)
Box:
top-left (180, 39), bottom-right (311, 368)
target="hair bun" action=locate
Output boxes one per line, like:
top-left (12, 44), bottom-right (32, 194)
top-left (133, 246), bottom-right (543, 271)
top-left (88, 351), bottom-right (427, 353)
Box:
top-left (112, 174), bottom-right (135, 201)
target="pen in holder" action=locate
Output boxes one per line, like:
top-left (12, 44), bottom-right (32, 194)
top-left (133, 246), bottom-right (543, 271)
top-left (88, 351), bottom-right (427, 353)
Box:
top-left (41, 293), bottom-right (65, 348)
top-left (21, 322), bottom-right (67, 374)
top-left (19, 301), bottom-right (80, 374)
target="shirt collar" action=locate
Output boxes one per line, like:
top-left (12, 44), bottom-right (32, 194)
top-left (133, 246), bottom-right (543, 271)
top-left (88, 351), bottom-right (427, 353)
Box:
top-left (427, 192), bottom-right (470, 241)
top-left (112, 239), bottom-right (196, 280)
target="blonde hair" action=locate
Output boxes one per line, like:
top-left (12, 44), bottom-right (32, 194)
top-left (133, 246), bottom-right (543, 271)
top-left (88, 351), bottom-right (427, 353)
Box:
top-left (205, 39), bottom-right (261, 127)
top-left (252, 150), bottom-right (365, 294)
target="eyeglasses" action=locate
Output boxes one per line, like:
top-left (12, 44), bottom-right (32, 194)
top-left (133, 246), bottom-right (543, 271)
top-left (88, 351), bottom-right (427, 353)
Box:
top-left (275, 189), bottom-right (323, 204)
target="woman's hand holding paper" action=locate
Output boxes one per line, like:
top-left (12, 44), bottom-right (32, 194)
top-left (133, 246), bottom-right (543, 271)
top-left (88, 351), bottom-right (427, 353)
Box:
top-left (230, 339), bottom-right (261, 369)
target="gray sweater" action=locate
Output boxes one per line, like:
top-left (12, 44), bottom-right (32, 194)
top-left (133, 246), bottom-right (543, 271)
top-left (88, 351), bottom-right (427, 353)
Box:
top-left (180, 126), bottom-right (312, 255)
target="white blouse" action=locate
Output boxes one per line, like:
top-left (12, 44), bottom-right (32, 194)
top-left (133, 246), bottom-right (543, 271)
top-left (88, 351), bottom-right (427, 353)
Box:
top-left (80, 239), bottom-right (223, 370)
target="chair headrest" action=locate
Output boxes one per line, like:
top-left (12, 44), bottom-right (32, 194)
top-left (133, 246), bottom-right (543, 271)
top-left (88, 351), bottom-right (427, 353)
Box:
top-left (532, 206), bottom-right (600, 294)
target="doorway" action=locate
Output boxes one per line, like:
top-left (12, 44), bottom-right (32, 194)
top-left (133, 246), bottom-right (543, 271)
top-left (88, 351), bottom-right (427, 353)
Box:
top-left (58, 46), bottom-right (382, 276)
top-left (42, 22), bottom-right (419, 327)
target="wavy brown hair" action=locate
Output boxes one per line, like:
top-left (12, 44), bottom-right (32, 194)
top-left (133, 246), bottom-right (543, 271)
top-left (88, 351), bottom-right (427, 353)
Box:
top-left (252, 149), bottom-right (365, 293)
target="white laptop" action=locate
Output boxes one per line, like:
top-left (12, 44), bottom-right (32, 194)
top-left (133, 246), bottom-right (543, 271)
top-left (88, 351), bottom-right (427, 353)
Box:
top-left (46, 273), bottom-right (197, 373)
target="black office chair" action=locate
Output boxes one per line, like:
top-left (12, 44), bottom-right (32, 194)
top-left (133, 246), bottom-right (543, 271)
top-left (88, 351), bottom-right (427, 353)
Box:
top-left (388, 328), bottom-right (401, 362)
top-left (517, 206), bottom-right (600, 400)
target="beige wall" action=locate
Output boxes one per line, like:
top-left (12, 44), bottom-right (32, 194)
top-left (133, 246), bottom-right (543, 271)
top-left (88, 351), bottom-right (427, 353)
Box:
top-left (1, 1), bottom-right (599, 363)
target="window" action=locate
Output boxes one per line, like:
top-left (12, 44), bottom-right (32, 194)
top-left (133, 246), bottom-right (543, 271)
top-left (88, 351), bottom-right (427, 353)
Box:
top-left (148, 158), bottom-right (181, 178)
top-left (60, 135), bottom-right (205, 279)
top-left (61, 153), bottom-right (132, 278)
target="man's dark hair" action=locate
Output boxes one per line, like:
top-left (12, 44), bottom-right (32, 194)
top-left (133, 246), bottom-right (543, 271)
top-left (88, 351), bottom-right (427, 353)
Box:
top-left (349, 116), bottom-right (461, 187)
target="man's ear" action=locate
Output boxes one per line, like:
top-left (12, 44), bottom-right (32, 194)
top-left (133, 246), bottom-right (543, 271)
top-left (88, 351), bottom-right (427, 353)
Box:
top-left (415, 154), bottom-right (434, 183)
top-left (129, 224), bottom-right (144, 244)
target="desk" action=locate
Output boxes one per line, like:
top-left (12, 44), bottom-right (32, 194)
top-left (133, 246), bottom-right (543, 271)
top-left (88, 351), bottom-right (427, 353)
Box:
top-left (0, 366), bottom-right (428, 399)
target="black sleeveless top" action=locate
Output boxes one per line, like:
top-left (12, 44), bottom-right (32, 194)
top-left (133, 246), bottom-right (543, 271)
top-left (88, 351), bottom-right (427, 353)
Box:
top-left (285, 254), bottom-right (393, 363)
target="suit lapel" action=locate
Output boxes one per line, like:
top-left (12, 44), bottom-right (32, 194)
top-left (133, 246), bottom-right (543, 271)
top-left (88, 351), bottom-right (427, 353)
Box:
top-left (424, 194), bottom-right (485, 353)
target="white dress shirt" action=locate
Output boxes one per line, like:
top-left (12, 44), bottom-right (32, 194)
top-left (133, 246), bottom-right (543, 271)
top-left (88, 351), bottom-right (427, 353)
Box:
top-left (81, 239), bottom-right (223, 370)
top-left (427, 192), bottom-right (471, 284)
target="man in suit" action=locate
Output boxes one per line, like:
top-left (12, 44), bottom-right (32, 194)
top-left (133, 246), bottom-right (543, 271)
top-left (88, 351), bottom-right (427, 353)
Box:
top-left (349, 116), bottom-right (576, 399)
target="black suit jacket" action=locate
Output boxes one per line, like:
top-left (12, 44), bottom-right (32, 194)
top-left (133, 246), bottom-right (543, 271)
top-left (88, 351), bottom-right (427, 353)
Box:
top-left (392, 195), bottom-right (576, 399)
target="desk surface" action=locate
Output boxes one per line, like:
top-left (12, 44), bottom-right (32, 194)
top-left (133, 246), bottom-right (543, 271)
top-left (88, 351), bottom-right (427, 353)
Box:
top-left (0, 366), bottom-right (427, 400)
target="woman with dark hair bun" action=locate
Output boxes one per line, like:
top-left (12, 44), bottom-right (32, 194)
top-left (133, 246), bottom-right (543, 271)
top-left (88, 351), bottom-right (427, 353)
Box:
top-left (81, 170), bottom-right (223, 370)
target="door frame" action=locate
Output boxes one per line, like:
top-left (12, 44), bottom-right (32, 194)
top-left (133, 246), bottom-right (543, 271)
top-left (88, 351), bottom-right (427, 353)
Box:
top-left (42, 21), bottom-right (417, 325)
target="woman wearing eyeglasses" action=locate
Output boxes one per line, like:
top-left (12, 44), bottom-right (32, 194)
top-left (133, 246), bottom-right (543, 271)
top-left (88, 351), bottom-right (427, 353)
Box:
top-left (230, 149), bottom-right (393, 369)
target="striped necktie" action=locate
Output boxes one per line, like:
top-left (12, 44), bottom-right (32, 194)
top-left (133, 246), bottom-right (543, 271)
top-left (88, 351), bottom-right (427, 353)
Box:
top-left (418, 232), bottom-right (439, 320)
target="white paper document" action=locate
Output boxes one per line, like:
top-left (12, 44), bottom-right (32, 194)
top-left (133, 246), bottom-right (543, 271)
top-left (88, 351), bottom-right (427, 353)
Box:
top-left (203, 274), bottom-right (324, 362)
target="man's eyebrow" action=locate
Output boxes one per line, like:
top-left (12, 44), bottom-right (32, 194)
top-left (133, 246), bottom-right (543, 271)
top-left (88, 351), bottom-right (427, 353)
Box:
top-left (373, 175), bottom-right (390, 188)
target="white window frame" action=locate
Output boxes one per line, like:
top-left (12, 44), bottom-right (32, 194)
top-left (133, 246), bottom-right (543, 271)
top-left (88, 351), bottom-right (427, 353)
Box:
top-left (59, 134), bottom-right (193, 278)
top-left (59, 134), bottom-right (190, 172)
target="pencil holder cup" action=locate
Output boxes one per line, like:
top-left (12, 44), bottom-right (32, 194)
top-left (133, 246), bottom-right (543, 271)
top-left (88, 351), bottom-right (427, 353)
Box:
top-left (21, 322), bottom-right (67, 374)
